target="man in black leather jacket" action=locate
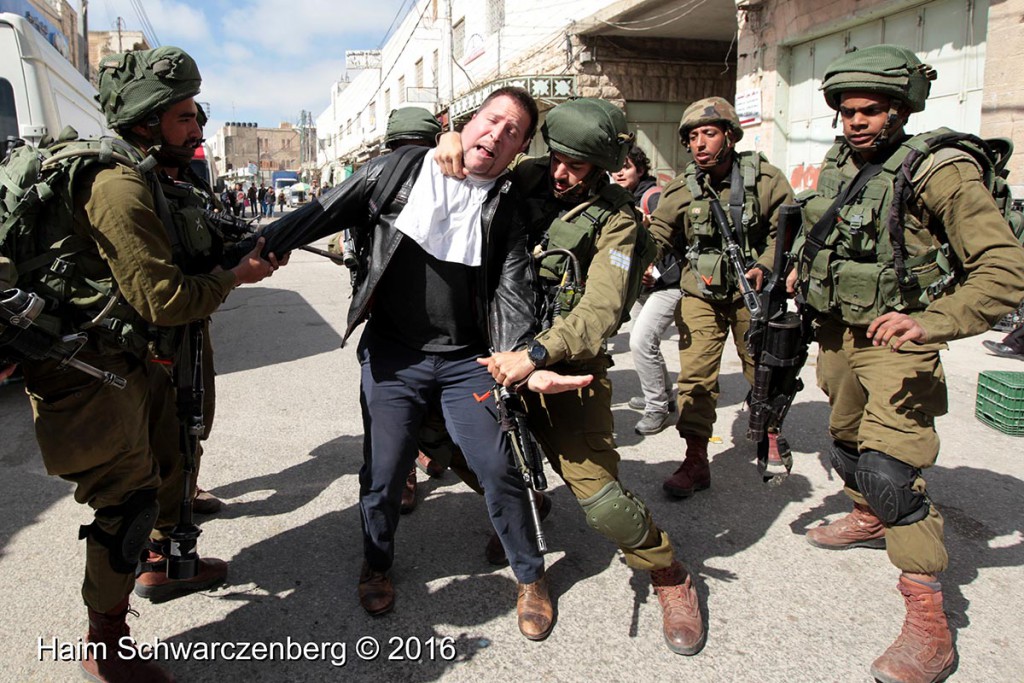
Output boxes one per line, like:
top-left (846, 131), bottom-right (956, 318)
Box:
top-left (247, 88), bottom-right (575, 640)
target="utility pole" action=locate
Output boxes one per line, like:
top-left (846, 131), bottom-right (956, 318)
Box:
top-left (116, 16), bottom-right (124, 52)
top-left (446, 0), bottom-right (455, 130)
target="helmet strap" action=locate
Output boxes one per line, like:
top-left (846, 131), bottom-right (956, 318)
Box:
top-left (871, 105), bottom-right (903, 148)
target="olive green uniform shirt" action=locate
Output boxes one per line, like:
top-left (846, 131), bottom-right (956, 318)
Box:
top-left (648, 156), bottom-right (794, 300)
top-left (76, 164), bottom-right (235, 330)
top-left (827, 151), bottom-right (1024, 341)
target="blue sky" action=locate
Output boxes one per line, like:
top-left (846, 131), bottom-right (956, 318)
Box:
top-left (90, 0), bottom-right (412, 133)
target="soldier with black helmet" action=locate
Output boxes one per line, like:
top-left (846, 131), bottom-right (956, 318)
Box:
top-left (647, 96), bottom-right (794, 497)
top-left (5, 46), bottom-right (280, 681)
top-left (437, 97), bottom-right (708, 656)
top-left (786, 44), bottom-right (1024, 683)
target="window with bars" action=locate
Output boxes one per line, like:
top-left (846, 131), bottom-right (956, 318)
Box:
top-left (398, 76), bottom-right (406, 104)
top-left (486, 0), bottom-right (504, 34)
top-left (453, 19), bottom-right (465, 61)
top-left (415, 59), bottom-right (424, 88)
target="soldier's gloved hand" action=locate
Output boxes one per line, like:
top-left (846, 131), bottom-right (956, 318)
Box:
top-left (866, 312), bottom-right (928, 351)
top-left (434, 132), bottom-right (467, 179)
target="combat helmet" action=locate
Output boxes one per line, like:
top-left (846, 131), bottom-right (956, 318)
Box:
top-left (385, 107), bottom-right (442, 149)
top-left (821, 44), bottom-right (936, 113)
top-left (97, 47), bottom-right (202, 129)
top-left (678, 97), bottom-right (743, 145)
top-left (541, 98), bottom-right (634, 172)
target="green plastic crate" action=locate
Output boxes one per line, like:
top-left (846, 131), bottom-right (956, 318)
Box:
top-left (976, 371), bottom-right (1024, 436)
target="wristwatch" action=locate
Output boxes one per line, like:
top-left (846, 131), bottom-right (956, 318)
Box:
top-left (527, 340), bottom-right (549, 369)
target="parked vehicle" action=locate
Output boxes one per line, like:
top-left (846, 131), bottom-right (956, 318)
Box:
top-left (0, 12), bottom-right (107, 147)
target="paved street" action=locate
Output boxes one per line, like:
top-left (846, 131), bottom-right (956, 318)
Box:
top-left (2, 213), bottom-right (1022, 681)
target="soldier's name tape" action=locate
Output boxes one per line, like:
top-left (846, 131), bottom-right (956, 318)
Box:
top-left (37, 634), bottom-right (458, 666)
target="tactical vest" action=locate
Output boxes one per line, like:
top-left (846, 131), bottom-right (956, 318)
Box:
top-left (532, 181), bottom-right (652, 326)
top-left (683, 151), bottom-right (767, 300)
top-left (796, 129), bottom-right (996, 326)
top-left (0, 132), bottom-right (219, 357)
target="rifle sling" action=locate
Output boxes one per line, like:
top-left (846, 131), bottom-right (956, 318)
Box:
top-left (729, 161), bottom-right (745, 253)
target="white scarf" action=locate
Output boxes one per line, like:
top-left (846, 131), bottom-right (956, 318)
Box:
top-left (392, 158), bottom-right (496, 267)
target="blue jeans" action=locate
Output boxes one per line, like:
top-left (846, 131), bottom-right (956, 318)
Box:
top-left (357, 329), bottom-right (544, 584)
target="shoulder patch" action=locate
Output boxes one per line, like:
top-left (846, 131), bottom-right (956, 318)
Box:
top-left (609, 248), bottom-right (632, 272)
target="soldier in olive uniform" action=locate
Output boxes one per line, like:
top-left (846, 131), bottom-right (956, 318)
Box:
top-left (4, 47), bottom-right (280, 682)
top-left (438, 98), bottom-right (707, 656)
top-left (786, 45), bottom-right (1024, 683)
top-left (647, 98), bottom-right (794, 498)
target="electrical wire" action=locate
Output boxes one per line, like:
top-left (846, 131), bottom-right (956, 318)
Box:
top-left (597, 0), bottom-right (711, 32)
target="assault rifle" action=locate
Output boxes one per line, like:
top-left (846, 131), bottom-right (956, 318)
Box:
top-left (697, 170), bottom-right (763, 320)
top-left (0, 288), bottom-right (126, 389)
top-left (744, 204), bottom-right (810, 483)
top-left (480, 384), bottom-right (548, 553)
top-left (207, 209), bottom-right (345, 266)
top-left (163, 320), bottom-right (206, 580)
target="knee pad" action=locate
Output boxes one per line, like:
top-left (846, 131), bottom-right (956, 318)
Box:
top-left (829, 440), bottom-right (861, 491)
top-left (79, 488), bottom-right (159, 574)
top-left (855, 450), bottom-right (930, 527)
top-left (579, 481), bottom-right (652, 549)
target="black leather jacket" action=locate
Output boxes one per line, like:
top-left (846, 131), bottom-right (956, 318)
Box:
top-left (247, 147), bottom-right (539, 350)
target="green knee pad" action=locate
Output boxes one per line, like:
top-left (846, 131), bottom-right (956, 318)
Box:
top-left (579, 481), bottom-right (652, 549)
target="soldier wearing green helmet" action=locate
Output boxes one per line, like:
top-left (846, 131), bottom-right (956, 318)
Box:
top-left (435, 96), bottom-right (708, 656)
top-left (786, 43), bottom-right (1024, 683)
top-left (8, 46), bottom-right (281, 681)
top-left (647, 96), bottom-right (794, 496)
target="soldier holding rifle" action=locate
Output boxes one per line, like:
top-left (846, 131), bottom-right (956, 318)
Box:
top-left (647, 97), bottom-right (794, 498)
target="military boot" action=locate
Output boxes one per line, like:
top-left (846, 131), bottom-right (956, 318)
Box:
top-left (81, 597), bottom-right (174, 682)
top-left (134, 543), bottom-right (228, 603)
top-left (662, 436), bottom-right (711, 498)
top-left (650, 561), bottom-right (706, 655)
top-left (870, 575), bottom-right (956, 683)
top-left (806, 503), bottom-right (886, 550)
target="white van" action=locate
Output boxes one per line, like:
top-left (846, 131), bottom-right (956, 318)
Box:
top-left (0, 12), bottom-right (108, 147)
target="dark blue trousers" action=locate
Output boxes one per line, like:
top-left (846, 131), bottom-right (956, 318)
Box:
top-left (357, 329), bottom-right (544, 584)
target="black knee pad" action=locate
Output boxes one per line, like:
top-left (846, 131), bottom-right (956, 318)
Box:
top-left (79, 488), bottom-right (159, 574)
top-left (828, 440), bottom-right (860, 491)
top-left (855, 450), bottom-right (930, 527)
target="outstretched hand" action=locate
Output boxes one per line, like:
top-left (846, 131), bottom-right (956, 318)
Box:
top-left (525, 369), bottom-right (593, 394)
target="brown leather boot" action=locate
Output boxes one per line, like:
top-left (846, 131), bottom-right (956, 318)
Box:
top-left (400, 467), bottom-right (417, 514)
top-left (485, 491), bottom-right (552, 566)
top-left (81, 597), bottom-right (174, 682)
top-left (134, 548), bottom-right (228, 603)
top-left (192, 488), bottom-right (223, 515)
top-left (358, 561), bottom-right (395, 615)
top-left (650, 561), bottom-right (706, 655)
top-left (516, 573), bottom-right (553, 640)
top-left (806, 503), bottom-right (887, 550)
top-left (870, 575), bottom-right (956, 683)
top-left (662, 436), bottom-right (711, 498)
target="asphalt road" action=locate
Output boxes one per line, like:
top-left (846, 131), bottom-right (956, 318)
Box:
top-left (1, 212), bottom-right (1022, 681)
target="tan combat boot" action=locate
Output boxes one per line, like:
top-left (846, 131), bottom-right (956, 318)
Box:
top-left (517, 573), bottom-right (554, 640)
top-left (650, 561), bottom-right (706, 655)
top-left (662, 435), bottom-right (711, 498)
top-left (135, 545), bottom-right (228, 603)
top-left (870, 575), bottom-right (956, 683)
top-left (806, 503), bottom-right (886, 550)
top-left (81, 597), bottom-right (174, 683)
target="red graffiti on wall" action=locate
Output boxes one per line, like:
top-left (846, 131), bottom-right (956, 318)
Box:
top-left (789, 163), bottom-right (822, 192)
